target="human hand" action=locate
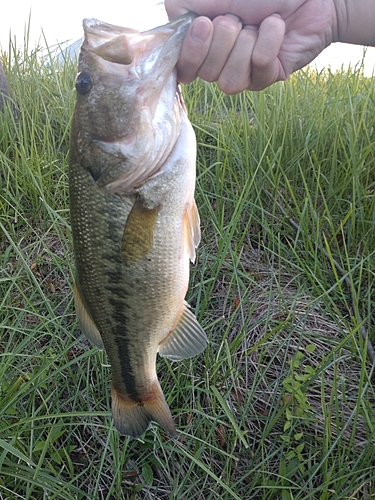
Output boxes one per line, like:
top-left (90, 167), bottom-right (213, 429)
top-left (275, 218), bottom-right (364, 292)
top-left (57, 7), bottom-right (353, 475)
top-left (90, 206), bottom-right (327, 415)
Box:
top-left (165, 0), bottom-right (338, 92)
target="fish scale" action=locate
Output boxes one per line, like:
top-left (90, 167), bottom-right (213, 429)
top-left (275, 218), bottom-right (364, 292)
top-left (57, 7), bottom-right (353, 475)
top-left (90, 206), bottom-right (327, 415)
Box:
top-left (69, 13), bottom-right (207, 438)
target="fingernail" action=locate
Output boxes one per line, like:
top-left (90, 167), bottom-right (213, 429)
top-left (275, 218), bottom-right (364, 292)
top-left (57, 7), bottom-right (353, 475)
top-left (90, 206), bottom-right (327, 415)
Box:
top-left (190, 18), bottom-right (211, 43)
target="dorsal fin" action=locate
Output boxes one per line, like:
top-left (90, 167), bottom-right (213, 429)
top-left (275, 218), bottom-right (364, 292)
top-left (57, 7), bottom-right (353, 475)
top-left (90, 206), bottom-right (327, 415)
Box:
top-left (158, 302), bottom-right (207, 361)
top-left (73, 283), bottom-right (104, 350)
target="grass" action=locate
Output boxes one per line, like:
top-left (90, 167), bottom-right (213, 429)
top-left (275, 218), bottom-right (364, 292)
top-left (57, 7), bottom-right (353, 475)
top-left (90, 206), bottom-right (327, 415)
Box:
top-left (0, 35), bottom-right (375, 499)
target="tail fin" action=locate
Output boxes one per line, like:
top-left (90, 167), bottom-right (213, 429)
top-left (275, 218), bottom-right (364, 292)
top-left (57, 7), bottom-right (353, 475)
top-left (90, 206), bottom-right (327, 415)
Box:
top-left (111, 382), bottom-right (177, 439)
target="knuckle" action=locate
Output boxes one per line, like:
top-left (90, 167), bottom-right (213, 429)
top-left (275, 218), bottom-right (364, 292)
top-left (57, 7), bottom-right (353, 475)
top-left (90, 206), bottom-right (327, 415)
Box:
top-left (218, 74), bottom-right (248, 95)
top-left (252, 50), bottom-right (271, 69)
top-left (198, 62), bottom-right (221, 83)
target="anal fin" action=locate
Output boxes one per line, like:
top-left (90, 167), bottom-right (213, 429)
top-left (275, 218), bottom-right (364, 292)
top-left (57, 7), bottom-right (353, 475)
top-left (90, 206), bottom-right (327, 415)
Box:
top-left (73, 283), bottom-right (104, 350)
top-left (158, 303), bottom-right (207, 361)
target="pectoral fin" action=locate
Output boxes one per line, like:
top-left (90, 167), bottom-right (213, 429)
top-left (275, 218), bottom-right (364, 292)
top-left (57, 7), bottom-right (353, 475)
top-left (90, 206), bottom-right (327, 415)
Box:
top-left (122, 198), bottom-right (159, 265)
top-left (73, 283), bottom-right (104, 350)
top-left (158, 302), bottom-right (207, 361)
top-left (184, 199), bottom-right (201, 263)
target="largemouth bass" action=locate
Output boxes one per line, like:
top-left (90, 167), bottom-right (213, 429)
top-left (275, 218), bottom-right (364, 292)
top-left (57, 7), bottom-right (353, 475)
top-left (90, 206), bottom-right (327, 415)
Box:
top-left (69, 14), bottom-right (207, 438)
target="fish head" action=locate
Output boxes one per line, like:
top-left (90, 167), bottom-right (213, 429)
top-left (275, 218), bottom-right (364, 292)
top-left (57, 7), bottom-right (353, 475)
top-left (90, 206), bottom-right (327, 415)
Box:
top-left (71, 13), bottom-right (195, 192)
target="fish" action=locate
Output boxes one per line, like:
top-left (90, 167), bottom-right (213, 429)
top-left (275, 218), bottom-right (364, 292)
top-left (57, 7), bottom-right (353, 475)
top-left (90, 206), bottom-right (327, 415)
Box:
top-left (68, 13), bottom-right (207, 439)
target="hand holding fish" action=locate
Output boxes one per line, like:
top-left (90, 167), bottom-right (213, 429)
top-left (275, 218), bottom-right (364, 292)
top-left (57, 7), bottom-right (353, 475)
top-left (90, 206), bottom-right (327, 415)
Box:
top-left (165, 0), bottom-right (375, 93)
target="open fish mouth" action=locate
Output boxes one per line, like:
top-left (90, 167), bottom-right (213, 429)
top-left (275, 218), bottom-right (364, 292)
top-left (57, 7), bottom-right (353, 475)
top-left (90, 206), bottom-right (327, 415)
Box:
top-left (82, 13), bottom-right (196, 76)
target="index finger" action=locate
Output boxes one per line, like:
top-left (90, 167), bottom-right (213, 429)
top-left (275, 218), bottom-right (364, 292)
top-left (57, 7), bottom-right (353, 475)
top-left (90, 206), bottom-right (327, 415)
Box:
top-left (176, 17), bottom-right (214, 83)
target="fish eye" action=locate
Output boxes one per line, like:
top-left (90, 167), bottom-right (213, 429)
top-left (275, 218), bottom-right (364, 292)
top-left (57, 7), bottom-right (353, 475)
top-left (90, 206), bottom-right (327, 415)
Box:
top-left (75, 72), bottom-right (93, 95)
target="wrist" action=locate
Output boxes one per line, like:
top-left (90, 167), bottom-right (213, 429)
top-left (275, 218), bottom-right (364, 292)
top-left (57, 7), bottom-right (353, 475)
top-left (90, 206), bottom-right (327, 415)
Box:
top-left (334, 0), bottom-right (375, 46)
